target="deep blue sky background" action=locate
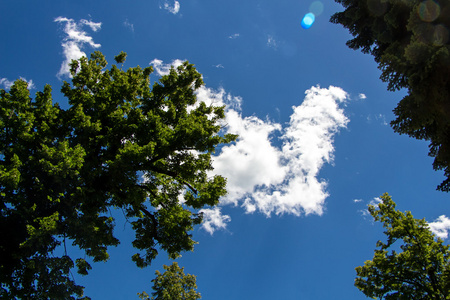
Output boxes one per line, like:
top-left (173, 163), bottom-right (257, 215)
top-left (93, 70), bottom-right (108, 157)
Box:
top-left (1, 1), bottom-right (450, 299)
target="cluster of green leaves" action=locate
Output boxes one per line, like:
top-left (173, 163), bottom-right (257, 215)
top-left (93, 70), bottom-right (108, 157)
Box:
top-left (0, 51), bottom-right (236, 299)
top-left (138, 262), bottom-right (201, 300)
top-left (355, 193), bottom-right (450, 299)
top-left (331, 0), bottom-right (450, 191)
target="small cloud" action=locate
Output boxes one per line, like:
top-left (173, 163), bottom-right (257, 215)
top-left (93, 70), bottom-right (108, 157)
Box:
top-left (366, 114), bottom-right (388, 126)
top-left (428, 215), bottom-right (450, 239)
top-left (267, 35), bottom-right (278, 49)
top-left (123, 18), bottom-right (134, 33)
top-left (358, 197), bottom-right (382, 218)
top-left (358, 93), bottom-right (367, 100)
top-left (228, 33), bottom-right (240, 39)
top-left (150, 58), bottom-right (185, 76)
top-left (0, 78), bottom-right (14, 90)
top-left (0, 77), bottom-right (35, 90)
top-left (160, 0), bottom-right (180, 14)
top-left (80, 19), bottom-right (102, 32)
top-left (199, 207), bottom-right (231, 235)
top-left (353, 199), bottom-right (363, 203)
top-left (368, 197), bottom-right (382, 206)
top-left (214, 64), bottom-right (224, 69)
top-left (54, 17), bottom-right (102, 78)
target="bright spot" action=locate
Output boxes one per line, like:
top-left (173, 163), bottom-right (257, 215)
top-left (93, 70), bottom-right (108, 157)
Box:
top-left (418, 0), bottom-right (441, 22)
top-left (309, 1), bottom-right (324, 16)
top-left (301, 13), bottom-right (315, 29)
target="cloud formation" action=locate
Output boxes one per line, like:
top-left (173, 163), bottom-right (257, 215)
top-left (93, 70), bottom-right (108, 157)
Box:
top-left (428, 215), bottom-right (450, 239)
top-left (54, 17), bottom-right (102, 78)
top-left (123, 19), bottom-right (135, 33)
top-left (150, 58), bottom-right (185, 76)
top-left (213, 86), bottom-right (349, 218)
top-left (267, 35), bottom-right (278, 49)
top-left (160, 0), bottom-right (180, 14)
top-left (0, 77), bottom-right (35, 90)
top-left (151, 59), bottom-right (350, 233)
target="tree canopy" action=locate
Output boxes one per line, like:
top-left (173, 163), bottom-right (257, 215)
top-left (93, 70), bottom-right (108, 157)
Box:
top-left (355, 193), bottom-right (450, 299)
top-left (331, 0), bottom-right (450, 191)
top-left (138, 262), bottom-right (201, 300)
top-left (0, 51), bottom-right (236, 299)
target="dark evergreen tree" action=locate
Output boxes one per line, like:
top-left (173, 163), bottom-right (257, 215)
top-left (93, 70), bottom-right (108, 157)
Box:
top-left (331, 0), bottom-right (450, 191)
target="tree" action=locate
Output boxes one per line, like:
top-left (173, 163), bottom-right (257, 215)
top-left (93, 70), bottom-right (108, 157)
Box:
top-left (331, 0), bottom-right (450, 191)
top-left (138, 262), bottom-right (201, 300)
top-left (0, 51), bottom-right (236, 299)
top-left (355, 193), bottom-right (450, 299)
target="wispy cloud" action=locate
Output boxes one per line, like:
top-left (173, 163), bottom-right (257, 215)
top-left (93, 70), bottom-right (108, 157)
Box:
top-left (160, 0), bottom-right (180, 14)
top-left (428, 215), bottom-right (450, 239)
top-left (0, 77), bottom-right (35, 90)
top-left (366, 114), bottom-right (388, 126)
top-left (150, 59), bottom-right (185, 76)
top-left (358, 93), bottom-right (367, 100)
top-left (123, 18), bottom-right (134, 33)
top-left (358, 197), bottom-right (382, 218)
top-left (54, 17), bottom-right (102, 78)
top-left (267, 35), bottom-right (278, 49)
top-left (228, 33), bottom-right (240, 39)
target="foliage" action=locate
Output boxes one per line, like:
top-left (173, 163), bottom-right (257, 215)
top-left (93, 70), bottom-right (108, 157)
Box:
top-left (138, 262), bottom-right (201, 300)
top-left (355, 193), bottom-right (450, 299)
top-left (331, 0), bottom-right (450, 191)
top-left (0, 51), bottom-right (236, 298)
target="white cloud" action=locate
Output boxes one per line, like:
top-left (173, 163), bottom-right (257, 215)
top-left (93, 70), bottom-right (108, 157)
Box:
top-left (160, 0), bottom-right (180, 14)
top-left (123, 18), bottom-right (135, 33)
top-left (80, 19), bottom-right (102, 32)
top-left (367, 114), bottom-right (388, 126)
top-left (353, 199), bottom-right (363, 203)
top-left (267, 35), bottom-right (278, 49)
top-left (0, 77), bottom-right (35, 90)
top-left (54, 17), bottom-right (102, 78)
top-left (0, 78), bottom-right (14, 90)
top-left (213, 85), bottom-right (349, 218)
top-left (228, 33), bottom-right (240, 39)
top-left (150, 58), bottom-right (185, 76)
top-left (428, 215), bottom-right (450, 239)
top-left (358, 197), bottom-right (382, 218)
top-left (199, 207), bottom-right (231, 235)
top-left (358, 93), bottom-right (367, 100)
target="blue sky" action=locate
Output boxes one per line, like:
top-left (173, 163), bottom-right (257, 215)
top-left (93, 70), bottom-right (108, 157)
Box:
top-left (2, 0), bottom-right (450, 299)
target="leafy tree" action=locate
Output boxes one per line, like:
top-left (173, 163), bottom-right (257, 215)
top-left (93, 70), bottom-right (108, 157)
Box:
top-left (138, 262), bottom-right (201, 300)
top-left (331, 0), bottom-right (450, 191)
top-left (355, 193), bottom-right (450, 299)
top-left (0, 51), bottom-right (236, 299)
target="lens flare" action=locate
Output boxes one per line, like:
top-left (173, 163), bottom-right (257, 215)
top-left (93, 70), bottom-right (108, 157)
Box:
top-left (418, 0), bottom-right (441, 22)
top-left (301, 13), bottom-right (315, 29)
top-left (309, 1), bottom-right (324, 16)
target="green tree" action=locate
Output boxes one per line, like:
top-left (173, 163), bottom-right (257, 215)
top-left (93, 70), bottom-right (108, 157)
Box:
top-left (331, 0), bottom-right (450, 191)
top-left (355, 193), bottom-right (450, 299)
top-left (138, 262), bottom-right (201, 300)
top-left (0, 51), bottom-right (236, 299)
